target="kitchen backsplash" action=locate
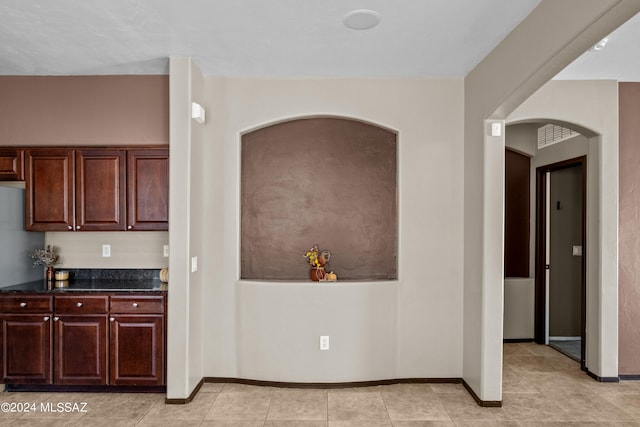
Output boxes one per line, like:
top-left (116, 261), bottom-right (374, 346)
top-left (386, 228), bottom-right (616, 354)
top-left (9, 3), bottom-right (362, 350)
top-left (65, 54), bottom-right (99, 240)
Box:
top-left (45, 231), bottom-right (168, 269)
top-left (65, 268), bottom-right (161, 280)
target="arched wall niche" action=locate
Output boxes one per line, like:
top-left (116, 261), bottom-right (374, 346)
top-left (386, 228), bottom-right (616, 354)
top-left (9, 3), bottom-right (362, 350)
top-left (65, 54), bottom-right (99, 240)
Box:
top-left (240, 116), bottom-right (398, 281)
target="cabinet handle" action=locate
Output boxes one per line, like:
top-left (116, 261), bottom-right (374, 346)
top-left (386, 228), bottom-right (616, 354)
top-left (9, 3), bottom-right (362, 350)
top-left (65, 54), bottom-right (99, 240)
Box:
top-left (132, 303), bottom-right (139, 308)
top-left (44, 316), bottom-right (50, 321)
top-left (19, 302), bottom-right (27, 308)
top-left (127, 225), bottom-right (133, 230)
top-left (68, 225), bottom-right (73, 230)
top-left (110, 317), bottom-right (115, 322)
top-left (76, 302), bottom-right (83, 307)
top-left (76, 225), bottom-right (81, 230)
top-left (54, 317), bottom-right (59, 321)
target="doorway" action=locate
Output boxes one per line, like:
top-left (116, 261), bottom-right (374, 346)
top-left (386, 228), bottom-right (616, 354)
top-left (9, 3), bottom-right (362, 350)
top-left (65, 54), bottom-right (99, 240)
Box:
top-left (535, 157), bottom-right (586, 369)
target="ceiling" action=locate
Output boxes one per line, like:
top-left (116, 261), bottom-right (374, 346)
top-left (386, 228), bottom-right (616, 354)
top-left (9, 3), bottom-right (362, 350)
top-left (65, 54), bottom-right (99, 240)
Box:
top-left (0, 0), bottom-right (637, 80)
top-left (554, 10), bottom-right (640, 81)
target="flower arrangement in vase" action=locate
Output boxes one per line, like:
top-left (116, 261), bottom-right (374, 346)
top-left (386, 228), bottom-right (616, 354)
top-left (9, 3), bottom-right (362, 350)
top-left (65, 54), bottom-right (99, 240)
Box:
top-left (30, 245), bottom-right (60, 281)
top-left (303, 244), bottom-right (337, 282)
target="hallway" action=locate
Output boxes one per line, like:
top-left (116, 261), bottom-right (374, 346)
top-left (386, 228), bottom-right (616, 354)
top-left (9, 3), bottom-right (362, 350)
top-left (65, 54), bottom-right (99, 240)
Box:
top-left (0, 342), bottom-right (639, 425)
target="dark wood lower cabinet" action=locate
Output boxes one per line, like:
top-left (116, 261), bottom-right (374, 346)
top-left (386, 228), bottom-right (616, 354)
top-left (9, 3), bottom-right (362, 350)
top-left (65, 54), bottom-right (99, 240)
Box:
top-left (110, 315), bottom-right (164, 386)
top-left (54, 315), bottom-right (108, 385)
top-left (0, 314), bottom-right (52, 384)
top-left (0, 293), bottom-right (165, 390)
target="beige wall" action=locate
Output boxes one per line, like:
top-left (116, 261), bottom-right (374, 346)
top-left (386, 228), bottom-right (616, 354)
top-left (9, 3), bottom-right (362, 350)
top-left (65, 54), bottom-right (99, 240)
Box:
top-left (0, 75), bottom-right (169, 146)
top-left (199, 77), bottom-right (465, 383)
top-left (45, 231), bottom-right (168, 269)
top-left (618, 82), bottom-right (640, 375)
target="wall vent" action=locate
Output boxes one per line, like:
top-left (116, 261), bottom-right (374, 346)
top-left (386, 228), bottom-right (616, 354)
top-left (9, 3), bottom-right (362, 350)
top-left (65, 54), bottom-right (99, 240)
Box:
top-left (537, 124), bottom-right (579, 149)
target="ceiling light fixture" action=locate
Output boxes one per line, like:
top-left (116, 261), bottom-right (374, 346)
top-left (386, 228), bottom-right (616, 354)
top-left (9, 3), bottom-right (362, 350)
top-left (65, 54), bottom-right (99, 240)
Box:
top-left (343, 9), bottom-right (380, 30)
top-left (591, 37), bottom-right (609, 51)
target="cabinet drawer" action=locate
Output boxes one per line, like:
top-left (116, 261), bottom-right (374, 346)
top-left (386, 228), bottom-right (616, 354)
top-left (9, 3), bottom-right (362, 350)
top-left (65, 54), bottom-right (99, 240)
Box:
top-left (54, 296), bottom-right (108, 314)
top-left (0, 296), bottom-right (52, 313)
top-left (110, 296), bottom-right (164, 314)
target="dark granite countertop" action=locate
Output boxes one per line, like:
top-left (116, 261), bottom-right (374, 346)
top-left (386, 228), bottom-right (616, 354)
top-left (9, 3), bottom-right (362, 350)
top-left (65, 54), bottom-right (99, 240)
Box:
top-left (0, 269), bottom-right (167, 293)
top-left (0, 279), bottom-right (167, 293)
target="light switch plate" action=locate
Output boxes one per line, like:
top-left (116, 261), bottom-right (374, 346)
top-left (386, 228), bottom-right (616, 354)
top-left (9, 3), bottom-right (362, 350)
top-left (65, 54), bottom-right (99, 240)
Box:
top-left (491, 122), bottom-right (502, 137)
top-left (102, 244), bottom-right (111, 257)
top-left (163, 245), bottom-right (169, 257)
top-left (320, 336), bottom-right (330, 350)
top-left (191, 256), bottom-right (198, 272)
top-left (572, 245), bottom-right (583, 256)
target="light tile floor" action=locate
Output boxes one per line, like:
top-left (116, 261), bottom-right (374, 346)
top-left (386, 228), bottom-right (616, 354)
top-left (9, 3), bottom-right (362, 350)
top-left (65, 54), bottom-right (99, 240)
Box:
top-left (1, 342), bottom-right (639, 426)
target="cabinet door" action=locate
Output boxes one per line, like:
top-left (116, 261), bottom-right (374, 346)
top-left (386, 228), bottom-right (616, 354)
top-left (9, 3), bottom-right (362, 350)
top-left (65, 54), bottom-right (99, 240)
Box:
top-left (54, 315), bottom-right (107, 385)
top-left (0, 148), bottom-right (24, 180)
top-left (127, 148), bottom-right (169, 231)
top-left (76, 149), bottom-right (126, 231)
top-left (109, 315), bottom-right (164, 386)
top-left (0, 314), bottom-right (52, 384)
top-left (25, 149), bottom-right (75, 231)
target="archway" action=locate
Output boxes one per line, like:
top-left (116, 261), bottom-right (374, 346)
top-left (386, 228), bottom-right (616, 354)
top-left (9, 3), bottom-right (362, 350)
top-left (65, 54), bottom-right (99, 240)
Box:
top-left (504, 112), bottom-right (611, 380)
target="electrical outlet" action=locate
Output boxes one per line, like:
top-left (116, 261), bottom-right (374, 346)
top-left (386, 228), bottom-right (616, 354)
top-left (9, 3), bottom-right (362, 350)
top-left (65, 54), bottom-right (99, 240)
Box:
top-left (320, 336), bottom-right (330, 350)
top-left (163, 245), bottom-right (169, 257)
top-left (191, 256), bottom-right (198, 272)
top-left (102, 244), bottom-right (111, 257)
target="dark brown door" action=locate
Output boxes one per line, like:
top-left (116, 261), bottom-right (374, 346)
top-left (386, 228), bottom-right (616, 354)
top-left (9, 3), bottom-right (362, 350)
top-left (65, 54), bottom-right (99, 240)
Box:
top-left (25, 149), bottom-right (75, 231)
top-left (0, 314), bottom-right (52, 384)
top-left (127, 148), bottom-right (169, 231)
top-left (76, 149), bottom-right (126, 231)
top-left (54, 315), bottom-right (108, 385)
top-left (535, 156), bottom-right (587, 369)
top-left (0, 148), bottom-right (24, 180)
top-left (549, 165), bottom-right (583, 339)
top-left (109, 315), bottom-right (164, 386)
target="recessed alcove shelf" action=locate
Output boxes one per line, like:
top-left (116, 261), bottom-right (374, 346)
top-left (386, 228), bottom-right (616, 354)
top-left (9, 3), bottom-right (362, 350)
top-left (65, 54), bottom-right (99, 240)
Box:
top-left (240, 117), bottom-right (398, 281)
top-left (237, 279), bottom-right (400, 287)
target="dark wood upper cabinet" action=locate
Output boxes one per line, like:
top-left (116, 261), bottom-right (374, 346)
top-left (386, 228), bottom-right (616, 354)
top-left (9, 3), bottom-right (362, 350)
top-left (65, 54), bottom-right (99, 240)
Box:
top-left (76, 149), bottom-right (126, 231)
top-left (0, 148), bottom-right (24, 180)
top-left (127, 148), bottom-right (169, 231)
top-left (23, 146), bottom-right (168, 232)
top-left (25, 149), bottom-right (75, 231)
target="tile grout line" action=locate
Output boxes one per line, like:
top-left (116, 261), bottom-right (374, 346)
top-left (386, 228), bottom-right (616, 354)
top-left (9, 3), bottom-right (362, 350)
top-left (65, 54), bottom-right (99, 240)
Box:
top-left (377, 390), bottom-right (393, 425)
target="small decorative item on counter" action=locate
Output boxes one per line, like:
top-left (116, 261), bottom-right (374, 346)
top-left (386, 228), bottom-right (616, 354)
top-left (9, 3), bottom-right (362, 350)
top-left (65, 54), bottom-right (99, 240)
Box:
top-left (54, 270), bottom-right (69, 280)
top-left (303, 244), bottom-right (335, 282)
top-left (54, 270), bottom-right (69, 288)
top-left (29, 245), bottom-right (60, 281)
top-left (159, 267), bottom-right (169, 283)
top-left (326, 271), bottom-right (338, 282)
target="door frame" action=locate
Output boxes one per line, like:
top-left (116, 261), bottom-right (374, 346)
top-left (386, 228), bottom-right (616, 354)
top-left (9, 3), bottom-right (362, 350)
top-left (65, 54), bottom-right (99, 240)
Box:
top-left (535, 156), bottom-right (587, 370)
